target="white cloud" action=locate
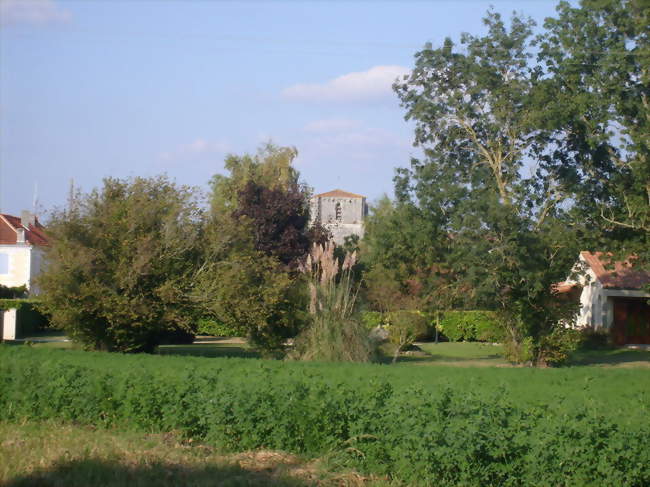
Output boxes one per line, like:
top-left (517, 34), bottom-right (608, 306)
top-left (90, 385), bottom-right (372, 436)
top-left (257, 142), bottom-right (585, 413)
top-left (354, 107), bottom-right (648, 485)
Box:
top-left (0, 0), bottom-right (71, 26)
top-left (282, 65), bottom-right (410, 102)
top-left (159, 138), bottom-right (230, 162)
top-left (296, 120), bottom-right (411, 167)
top-left (303, 118), bottom-right (360, 133)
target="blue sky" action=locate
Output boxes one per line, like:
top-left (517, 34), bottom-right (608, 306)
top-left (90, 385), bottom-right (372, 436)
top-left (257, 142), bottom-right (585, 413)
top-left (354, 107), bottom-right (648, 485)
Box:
top-left (1, 0), bottom-right (565, 217)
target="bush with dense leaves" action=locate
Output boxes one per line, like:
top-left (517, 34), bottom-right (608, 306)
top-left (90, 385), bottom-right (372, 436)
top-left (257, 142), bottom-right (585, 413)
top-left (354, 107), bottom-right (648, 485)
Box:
top-left (439, 310), bottom-right (504, 342)
top-left (37, 176), bottom-right (202, 353)
top-left (1, 346), bottom-right (647, 486)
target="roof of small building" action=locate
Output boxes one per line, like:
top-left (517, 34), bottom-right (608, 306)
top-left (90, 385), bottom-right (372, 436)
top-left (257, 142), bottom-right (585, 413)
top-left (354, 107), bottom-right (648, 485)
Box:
top-left (580, 251), bottom-right (650, 290)
top-left (0, 213), bottom-right (49, 246)
top-left (313, 189), bottom-right (365, 199)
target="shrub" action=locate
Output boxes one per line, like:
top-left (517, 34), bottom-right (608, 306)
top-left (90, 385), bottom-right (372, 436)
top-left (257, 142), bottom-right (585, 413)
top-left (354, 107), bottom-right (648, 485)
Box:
top-left (386, 310), bottom-right (430, 363)
top-left (37, 176), bottom-right (202, 353)
top-left (0, 284), bottom-right (28, 299)
top-left (578, 328), bottom-right (612, 350)
top-left (536, 327), bottom-right (582, 367)
top-left (360, 311), bottom-right (384, 330)
top-left (439, 310), bottom-right (503, 342)
top-left (292, 243), bottom-right (374, 362)
top-left (196, 318), bottom-right (241, 337)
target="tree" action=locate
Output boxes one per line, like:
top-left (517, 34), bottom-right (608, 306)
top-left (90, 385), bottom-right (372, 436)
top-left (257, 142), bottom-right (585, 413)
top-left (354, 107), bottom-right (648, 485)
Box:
top-left (393, 10), bottom-right (581, 364)
top-left (195, 143), bottom-right (319, 355)
top-left (536, 0), bottom-right (649, 265)
top-left (38, 176), bottom-right (202, 352)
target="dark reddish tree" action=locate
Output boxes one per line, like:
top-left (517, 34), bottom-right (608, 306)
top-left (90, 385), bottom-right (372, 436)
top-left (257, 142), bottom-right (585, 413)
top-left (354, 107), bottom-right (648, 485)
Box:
top-left (233, 181), bottom-right (328, 268)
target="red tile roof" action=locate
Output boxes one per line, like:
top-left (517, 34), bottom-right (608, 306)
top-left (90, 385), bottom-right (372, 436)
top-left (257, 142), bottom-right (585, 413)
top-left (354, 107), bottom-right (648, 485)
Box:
top-left (314, 189), bottom-right (365, 199)
top-left (581, 251), bottom-right (650, 290)
top-left (0, 214), bottom-right (49, 246)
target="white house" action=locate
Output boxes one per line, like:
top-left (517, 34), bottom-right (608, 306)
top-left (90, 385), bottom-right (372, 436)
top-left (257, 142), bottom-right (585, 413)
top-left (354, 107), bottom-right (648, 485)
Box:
top-left (0, 211), bottom-right (48, 293)
top-left (0, 212), bottom-right (48, 341)
top-left (556, 251), bottom-right (650, 345)
top-left (309, 189), bottom-right (367, 245)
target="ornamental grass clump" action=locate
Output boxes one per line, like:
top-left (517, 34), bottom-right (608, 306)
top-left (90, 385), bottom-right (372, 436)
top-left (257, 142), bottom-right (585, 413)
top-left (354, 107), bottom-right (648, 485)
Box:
top-left (292, 243), bottom-right (375, 362)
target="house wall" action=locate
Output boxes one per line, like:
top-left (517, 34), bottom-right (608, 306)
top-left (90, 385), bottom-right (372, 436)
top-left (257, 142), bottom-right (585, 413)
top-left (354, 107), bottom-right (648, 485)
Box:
top-left (29, 247), bottom-right (45, 294)
top-left (572, 256), bottom-right (650, 331)
top-left (0, 244), bottom-right (32, 290)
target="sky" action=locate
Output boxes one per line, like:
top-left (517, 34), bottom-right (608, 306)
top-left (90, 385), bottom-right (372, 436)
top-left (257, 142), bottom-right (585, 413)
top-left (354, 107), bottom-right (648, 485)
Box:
top-left (1, 0), bottom-right (567, 217)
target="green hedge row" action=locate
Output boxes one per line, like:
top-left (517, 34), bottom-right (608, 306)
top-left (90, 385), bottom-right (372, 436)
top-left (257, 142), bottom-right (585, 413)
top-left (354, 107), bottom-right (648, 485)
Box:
top-left (439, 310), bottom-right (504, 342)
top-left (0, 347), bottom-right (647, 486)
top-left (196, 317), bottom-right (242, 337)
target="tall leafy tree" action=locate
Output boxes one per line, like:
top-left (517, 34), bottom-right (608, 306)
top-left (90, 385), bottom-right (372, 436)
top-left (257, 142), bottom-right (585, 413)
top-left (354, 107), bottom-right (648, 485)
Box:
top-left (196, 143), bottom-right (319, 355)
top-left (537, 0), bottom-right (649, 262)
top-left (38, 176), bottom-right (202, 352)
top-left (393, 11), bottom-right (580, 363)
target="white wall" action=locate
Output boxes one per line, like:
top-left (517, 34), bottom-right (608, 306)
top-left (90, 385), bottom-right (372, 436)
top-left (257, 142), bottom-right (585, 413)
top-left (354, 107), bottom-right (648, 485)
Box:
top-left (571, 255), bottom-right (650, 331)
top-left (0, 244), bottom-right (32, 289)
top-left (1, 309), bottom-right (18, 340)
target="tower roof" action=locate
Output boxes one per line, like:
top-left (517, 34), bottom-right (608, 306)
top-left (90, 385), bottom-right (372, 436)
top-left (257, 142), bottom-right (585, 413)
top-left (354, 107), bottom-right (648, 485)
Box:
top-left (313, 189), bottom-right (365, 199)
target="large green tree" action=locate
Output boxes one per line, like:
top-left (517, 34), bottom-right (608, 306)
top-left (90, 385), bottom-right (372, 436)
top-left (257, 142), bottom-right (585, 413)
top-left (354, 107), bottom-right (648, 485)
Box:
top-left (195, 143), bottom-right (318, 355)
top-left (537, 0), bottom-right (649, 261)
top-left (393, 11), bottom-right (581, 363)
top-left (38, 176), bottom-right (202, 352)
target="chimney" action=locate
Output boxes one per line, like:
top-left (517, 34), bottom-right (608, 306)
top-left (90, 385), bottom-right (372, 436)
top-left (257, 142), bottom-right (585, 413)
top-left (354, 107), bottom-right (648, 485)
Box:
top-left (21, 210), bottom-right (35, 228)
top-left (16, 227), bottom-right (26, 243)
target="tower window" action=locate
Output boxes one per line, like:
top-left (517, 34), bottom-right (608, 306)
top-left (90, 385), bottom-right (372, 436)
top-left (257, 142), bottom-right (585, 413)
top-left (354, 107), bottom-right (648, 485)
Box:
top-left (335, 202), bottom-right (342, 222)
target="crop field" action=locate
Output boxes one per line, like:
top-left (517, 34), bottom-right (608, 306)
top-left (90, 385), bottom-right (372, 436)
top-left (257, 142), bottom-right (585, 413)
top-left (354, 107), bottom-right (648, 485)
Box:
top-left (1, 345), bottom-right (649, 486)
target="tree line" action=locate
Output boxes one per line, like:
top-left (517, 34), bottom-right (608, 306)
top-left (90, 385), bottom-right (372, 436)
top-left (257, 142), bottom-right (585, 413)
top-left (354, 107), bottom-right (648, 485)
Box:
top-left (36, 0), bottom-right (648, 364)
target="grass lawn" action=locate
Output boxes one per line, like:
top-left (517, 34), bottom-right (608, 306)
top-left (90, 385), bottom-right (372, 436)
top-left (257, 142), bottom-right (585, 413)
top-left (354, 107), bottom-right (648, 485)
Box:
top-left (0, 422), bottom-right (373, 487)
top-left (410, 342), bottom-right (508, 367)
top-left (158, 337), bottom-right (260, 359)
top-left (25, 332), bottom-right (650, 367)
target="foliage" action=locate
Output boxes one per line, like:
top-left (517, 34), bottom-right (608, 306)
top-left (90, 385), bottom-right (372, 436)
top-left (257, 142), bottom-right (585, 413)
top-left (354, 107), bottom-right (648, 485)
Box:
top-left (0, 284), bottom-right (28, 299)
top-left (359, 311), bottom-right (384, 330)
top-left (393, 10), bottom-right (583, 365)
top-left (233, 180), bottom-right (314, 268)
top-left (385, 310), bottom-right (430, 363)
top-left (195, 318), bottom-right (241, 337)
top-left (37, 176), bottom-right (202, 353)
top-left (1, 346), bottom-right (649, 486)
top-left (292, 243), bottom-right (374, 362)
top-left (439, 310), bottom-right (504, 343)
top-left (197, 143), bottom-right (319, 355)
top-left (196, 250), bottom-right (306, 357)
top-left (537, 0), bottom-right (649, 263)
top-left (0, 299), bottom-right (41, 312)
top-left (535, 327), bottom-right (582, 367)
top-left (578, 328), bottom-right (612, 350)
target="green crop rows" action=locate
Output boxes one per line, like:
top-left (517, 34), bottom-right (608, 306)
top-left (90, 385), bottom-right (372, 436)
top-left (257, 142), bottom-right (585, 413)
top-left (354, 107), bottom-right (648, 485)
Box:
top-left (1, 346), bottom-right (648, 486)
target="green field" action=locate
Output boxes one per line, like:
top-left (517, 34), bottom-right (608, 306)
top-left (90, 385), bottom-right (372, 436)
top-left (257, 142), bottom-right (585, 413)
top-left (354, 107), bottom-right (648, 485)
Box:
top-left (2, 343), bottom-right (649, 485)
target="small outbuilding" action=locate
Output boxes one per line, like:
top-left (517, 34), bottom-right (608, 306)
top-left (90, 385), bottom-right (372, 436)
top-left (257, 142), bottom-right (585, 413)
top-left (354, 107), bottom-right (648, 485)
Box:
top-left (556, 251), bottom-right (650, 345)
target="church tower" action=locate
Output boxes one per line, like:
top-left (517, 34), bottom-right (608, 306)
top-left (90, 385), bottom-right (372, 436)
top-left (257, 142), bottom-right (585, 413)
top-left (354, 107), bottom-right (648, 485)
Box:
top-left (309, 189), bottom-right (367, 245)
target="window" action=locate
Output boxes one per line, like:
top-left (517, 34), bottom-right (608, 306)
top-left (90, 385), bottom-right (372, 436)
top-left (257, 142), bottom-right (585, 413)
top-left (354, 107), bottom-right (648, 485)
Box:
top-left (0, 253), bottom-right (8, 274)
top-left (335, 202), bottom-right (342, 222)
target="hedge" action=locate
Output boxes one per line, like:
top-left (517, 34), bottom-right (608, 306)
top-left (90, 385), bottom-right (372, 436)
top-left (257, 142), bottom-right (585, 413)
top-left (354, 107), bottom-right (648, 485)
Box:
top-left (196, 317), bottom-right (242, 337)
top-left (439, 310), bottom-right (504, 342)
top-left (0, 346), bottom-right (647, 486)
